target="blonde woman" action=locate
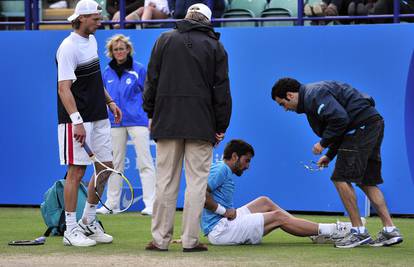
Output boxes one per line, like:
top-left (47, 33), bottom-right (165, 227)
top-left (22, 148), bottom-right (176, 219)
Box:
top-left (97, 34), bottom-right (156, 216)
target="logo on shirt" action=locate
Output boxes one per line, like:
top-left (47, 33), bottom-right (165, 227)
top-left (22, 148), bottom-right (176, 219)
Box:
top-left (107, 79), bottom-right (114, 83)
top-left (128, 71), bottom-right (139, 80)
top-left (126, 78), bottom-right (132, 85)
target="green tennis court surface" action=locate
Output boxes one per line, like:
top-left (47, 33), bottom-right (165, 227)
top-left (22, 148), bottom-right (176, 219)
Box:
top-left (1, 208), bottom-right (413, 266)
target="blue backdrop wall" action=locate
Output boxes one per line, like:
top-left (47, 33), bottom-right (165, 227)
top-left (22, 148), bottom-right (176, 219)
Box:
top-left (1, 24), bottom-right (413, 214)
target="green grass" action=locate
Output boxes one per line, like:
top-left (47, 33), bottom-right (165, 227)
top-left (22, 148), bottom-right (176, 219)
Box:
top-left (1, 207), bottom-right (414, 266)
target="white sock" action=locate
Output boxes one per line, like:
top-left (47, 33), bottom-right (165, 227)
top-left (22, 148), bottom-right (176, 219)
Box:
top-left (383, 226), bottom-right (396, 232)
top-left (351, 226), bottom-right (366, 233)
top-left (318, 223), bottom-right (336, 235)
top-left (65, 211), bottom-right (77, 232)
top-left (82, 202), bottom-right (97, 224)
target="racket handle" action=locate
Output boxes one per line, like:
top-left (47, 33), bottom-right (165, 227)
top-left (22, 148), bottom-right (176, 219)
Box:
top-left (83, 142), bottom-right (94, 157)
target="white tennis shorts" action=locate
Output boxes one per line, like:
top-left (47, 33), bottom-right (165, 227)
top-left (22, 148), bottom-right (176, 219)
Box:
top-left (207, 206), bottom-right (264, 245)
top-left (58, 119), bottom-right (113, 165)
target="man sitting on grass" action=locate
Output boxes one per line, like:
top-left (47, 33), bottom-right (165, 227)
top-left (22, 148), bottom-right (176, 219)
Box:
top-left (202, 139), bottom-right (352, 246)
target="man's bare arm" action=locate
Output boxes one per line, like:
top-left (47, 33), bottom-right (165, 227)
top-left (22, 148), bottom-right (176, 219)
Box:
top-left (204, 187), bottom-right (236, 220)
top-left (58, 80), bottom-right (86, 144)
top-left (58, 80), bottom-right (78, 115)
top-left (104, 88), bottom-right (122, 124)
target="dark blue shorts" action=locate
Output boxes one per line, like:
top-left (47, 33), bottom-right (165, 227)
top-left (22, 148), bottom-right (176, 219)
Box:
top-left (331, 118), bottom-right (384, 186)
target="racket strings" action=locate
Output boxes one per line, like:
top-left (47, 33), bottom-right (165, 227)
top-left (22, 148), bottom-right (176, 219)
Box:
top-left (91, 158), bottom-right (134, 213)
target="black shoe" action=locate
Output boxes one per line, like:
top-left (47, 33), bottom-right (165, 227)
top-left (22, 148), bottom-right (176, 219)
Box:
top-left (183, 243), bottom-right (208, 252)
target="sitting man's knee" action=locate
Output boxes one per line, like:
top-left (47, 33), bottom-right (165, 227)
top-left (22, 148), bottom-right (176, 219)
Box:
top-left (257, 196), bottom-right (278, 210)
top-left (271, 209), bottom-right (289, 222)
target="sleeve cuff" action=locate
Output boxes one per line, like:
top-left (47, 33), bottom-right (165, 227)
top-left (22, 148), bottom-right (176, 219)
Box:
top-left (320, 138), bottom-right (330, 148)
top-left (325, 149), bottom-right (337, 160)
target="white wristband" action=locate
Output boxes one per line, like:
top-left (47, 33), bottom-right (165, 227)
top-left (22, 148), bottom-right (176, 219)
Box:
top-left (215, 204), bottom-right (226, 216)
top-left (70, 112), bottom-right (83, 125)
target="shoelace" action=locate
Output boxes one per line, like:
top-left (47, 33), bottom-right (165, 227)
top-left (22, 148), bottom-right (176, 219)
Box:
top-left (336, 221), bottom-right (349, 232)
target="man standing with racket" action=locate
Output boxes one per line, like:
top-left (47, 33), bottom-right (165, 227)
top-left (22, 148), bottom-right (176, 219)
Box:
top-left (143, 3), bottom-right (232, 252)
top-left (270, 78), bottom-right (403, 248)
top-left (56, 0), bottom-right (122, 247)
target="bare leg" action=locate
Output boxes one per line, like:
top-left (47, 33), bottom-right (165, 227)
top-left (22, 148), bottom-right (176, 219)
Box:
top-left (142, 6), bottom-right (168, 20)
top-left (262, 210), bottom-right (319, 236)
top-left (245, 196), bottom-right (279, 213)
top-left (126, 7), bottom-right (144, 22)
top-left (136, 7), bottom-right (144, 18)
top-left (334, 181), bottom-right (363, 227)
top-left (87, 161), bottom-right (113, 205)
top-left (112, 11), bottom-right (120, 29)
top-left (141, 6), bottom-right (168, 27)
top-left (360, 185), bottom-right (394, 227)
top-left (243, 196), bottom-right (319, 236)
top-left (64, 165), bottom-right (86, 211)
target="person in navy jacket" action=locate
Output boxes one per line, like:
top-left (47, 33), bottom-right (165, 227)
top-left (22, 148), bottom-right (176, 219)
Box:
top-left (271, 78), bottom-right (403, 249)
top-left (98, 34), bottom-right (156, 216)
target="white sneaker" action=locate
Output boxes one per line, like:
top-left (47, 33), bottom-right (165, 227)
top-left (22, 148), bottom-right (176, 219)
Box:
top-left (78, 219), bottom-right (113, 244)
top-left (141, 208), bottom-right (152, 216)
top-left (310, 218), bottom-right (367, 244)
top-left (333, 217), bottom-right (367, 240)
top-left (49, 0), bottom-right (67, 9)
top-left (331, 221), bottom-right (352, 241)
top-left (309, 235), bottom-right (333, 244)
top-left (96, 206), bottom-right (120, 214)
top-left (63, 227), bottom-right (96, 247)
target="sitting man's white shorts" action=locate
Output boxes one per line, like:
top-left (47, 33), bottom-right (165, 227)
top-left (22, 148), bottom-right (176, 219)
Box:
top-left (58, 119), bottom-right (113, 165)
top-left (207, 205), bottom-right (264, 245)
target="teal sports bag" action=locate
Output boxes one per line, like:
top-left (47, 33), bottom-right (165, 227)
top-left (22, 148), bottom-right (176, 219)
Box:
top-left (40, 178), bottom-right (88, 236)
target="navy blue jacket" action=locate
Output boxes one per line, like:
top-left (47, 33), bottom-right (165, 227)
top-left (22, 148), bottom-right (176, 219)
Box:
top-left (296, 81), bottom-right (379, 159)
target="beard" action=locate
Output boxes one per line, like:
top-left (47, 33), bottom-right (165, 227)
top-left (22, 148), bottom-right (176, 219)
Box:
top-left (233, 160), bottom-right (244, 176)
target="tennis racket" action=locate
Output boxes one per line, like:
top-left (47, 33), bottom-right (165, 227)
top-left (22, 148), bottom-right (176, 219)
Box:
top-left (83, 142), bottom-right (134, 213)
top-left (8, 236), bottom-right (46, 246)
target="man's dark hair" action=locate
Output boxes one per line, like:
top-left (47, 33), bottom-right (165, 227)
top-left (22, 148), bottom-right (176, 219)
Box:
top-left (72, 17), bottom-right (82, 29)
top-left (223, 139), bottom-right (254, 160)
top-left (271, 77), bottom-right (301, 100)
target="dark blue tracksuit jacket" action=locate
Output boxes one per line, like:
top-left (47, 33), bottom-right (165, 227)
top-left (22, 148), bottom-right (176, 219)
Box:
top-left (296, 81), bottom-right (380, 159)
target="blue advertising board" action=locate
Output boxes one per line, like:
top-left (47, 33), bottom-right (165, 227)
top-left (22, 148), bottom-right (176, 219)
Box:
top-left (0, 24), bottom-right (413, 214)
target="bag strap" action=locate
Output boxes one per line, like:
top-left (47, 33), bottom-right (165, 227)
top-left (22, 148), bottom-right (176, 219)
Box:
top-left (44, 210), bottom-right (66, 236)
top-left (57, 209), bottom-right (67, 234)
top-left (43, 227), bottom-right (54, 237)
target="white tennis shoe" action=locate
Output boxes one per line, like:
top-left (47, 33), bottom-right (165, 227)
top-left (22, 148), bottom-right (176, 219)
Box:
top-left (310, 218), bottom-right (367, 244)
top-left (96, 206), bottom-right (120, 214)
top-left (141, 208), bottom-right (153, 216)
top-left (332, 217), bottom-right (367, 241)
top-left (63, 227), bottom-right (96, 247)
top-left (78, 219), bottom-right (113, 244)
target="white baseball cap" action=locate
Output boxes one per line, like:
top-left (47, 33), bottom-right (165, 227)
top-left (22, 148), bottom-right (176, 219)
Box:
top-left (186, 3), bottom-right (212, 21)
top-left (67, 0), bottom-right (102, 22)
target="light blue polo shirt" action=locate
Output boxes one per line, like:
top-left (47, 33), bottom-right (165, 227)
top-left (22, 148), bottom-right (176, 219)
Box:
top-left (201, 161), bottom-right (235, 235)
